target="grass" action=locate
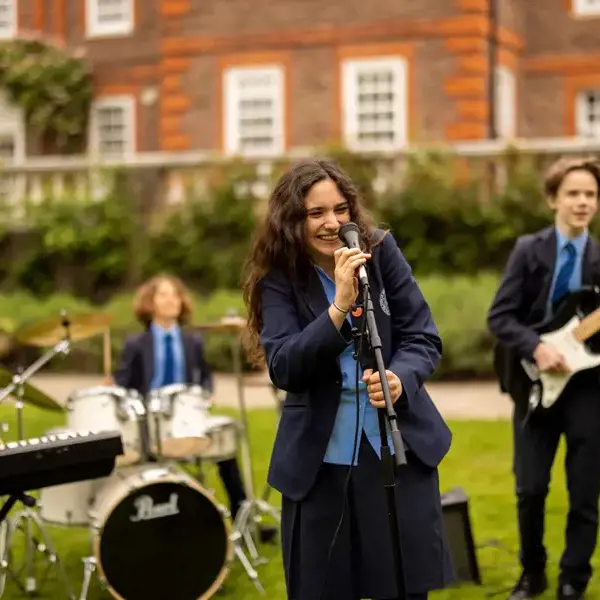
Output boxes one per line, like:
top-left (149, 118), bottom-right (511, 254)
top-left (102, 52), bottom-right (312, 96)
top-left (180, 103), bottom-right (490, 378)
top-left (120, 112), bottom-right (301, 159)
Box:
top-left (0, 405), bottom-right (596, 600)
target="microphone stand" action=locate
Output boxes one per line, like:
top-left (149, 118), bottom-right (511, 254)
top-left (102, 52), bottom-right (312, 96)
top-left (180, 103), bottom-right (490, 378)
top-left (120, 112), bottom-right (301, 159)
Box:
top-left (358, 283), bottom-right (408, 600)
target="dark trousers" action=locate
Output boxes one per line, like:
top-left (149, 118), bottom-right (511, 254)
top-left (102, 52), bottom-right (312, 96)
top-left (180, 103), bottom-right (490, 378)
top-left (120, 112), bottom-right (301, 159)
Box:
top-left (216, 457), bottom-right (247, 519)
top-left (513, 372), bottom-right (600, 590)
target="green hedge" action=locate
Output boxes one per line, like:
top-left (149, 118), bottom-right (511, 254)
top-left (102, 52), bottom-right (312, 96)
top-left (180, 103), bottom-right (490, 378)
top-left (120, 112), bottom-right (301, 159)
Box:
top-left (0, 149), bottom-right (589, 297)
top-left (0, 274), bottom-right (501, 379)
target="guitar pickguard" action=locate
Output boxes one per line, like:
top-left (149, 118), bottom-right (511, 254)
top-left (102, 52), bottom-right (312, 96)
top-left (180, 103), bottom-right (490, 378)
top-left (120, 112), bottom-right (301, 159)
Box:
top-left (531, 316), bottom-right (600, 408)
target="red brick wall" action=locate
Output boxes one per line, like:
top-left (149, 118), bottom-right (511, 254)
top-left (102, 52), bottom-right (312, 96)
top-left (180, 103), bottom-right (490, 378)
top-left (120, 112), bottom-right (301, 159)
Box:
top-left (17, 0), bottom-right (600, 152)
top-left (523, 2), bottom-right (600, 137)
top-left (158, 0), bottom-right (517, 149)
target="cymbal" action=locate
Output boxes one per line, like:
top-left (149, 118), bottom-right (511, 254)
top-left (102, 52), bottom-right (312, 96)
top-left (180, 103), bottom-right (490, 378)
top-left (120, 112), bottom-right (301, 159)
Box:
top-left (0, 368), bottom-right (64, 412)
top-left (15, 312), bottom-right (112, 347)
top-left (196, 315), bottom-right (247, 334)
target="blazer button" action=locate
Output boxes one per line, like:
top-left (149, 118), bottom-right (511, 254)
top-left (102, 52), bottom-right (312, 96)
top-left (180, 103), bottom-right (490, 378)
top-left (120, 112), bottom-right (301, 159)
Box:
top-left (335, 379), bottom-right (341, 385)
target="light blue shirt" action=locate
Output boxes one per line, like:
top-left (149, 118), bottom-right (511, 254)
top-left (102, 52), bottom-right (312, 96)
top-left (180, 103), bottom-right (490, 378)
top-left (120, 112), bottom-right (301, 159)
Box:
top-left (316, 267), bottom-right (394, 466)
top-left (546, 227), bottom-right (587, 317)
top-left (150, 322), bottom-right (186, 391)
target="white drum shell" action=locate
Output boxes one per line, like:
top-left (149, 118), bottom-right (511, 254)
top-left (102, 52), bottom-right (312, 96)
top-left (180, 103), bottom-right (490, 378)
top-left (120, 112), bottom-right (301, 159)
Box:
top-left (39, 427), bottom-right (106, 526)
top-left (67, 386), bottom-right (144, 465)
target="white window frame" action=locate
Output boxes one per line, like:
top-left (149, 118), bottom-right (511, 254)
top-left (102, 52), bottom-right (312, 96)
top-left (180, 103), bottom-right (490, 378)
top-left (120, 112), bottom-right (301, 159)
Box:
top-left (494, 66), bottom-right (516, 139)
top-left (0, 0), bottom-right (16, 40)
top-left (573, 0), bottom-right (600, 16)
top-left (86, 0), bottom-right (134, 38)
top-left (223, 65), bottom-right (285, 157)
top-left (89, 95), bottom-right (136, 157)
top-left (575, 90), bottom-right (600, 137)
top-left (341, 57), bottom-right (408, 152)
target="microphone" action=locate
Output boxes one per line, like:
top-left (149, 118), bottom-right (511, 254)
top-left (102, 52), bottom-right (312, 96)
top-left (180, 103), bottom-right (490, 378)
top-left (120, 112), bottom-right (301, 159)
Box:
top-left (338, 222), bottom-right (369, 288)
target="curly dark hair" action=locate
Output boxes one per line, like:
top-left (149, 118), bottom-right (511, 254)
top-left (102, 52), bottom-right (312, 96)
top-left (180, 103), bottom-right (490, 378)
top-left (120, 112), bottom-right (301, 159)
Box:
top-left (242, 158), bottom-right (375, 365)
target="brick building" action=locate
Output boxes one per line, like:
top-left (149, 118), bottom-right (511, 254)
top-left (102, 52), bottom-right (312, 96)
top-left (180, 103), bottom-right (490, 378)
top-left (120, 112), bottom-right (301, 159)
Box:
top-left (2, 0), bottom-right (600, 162)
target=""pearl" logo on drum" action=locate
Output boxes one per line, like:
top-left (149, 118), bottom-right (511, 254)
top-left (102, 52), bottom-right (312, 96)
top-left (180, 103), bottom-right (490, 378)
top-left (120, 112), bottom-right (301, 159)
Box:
top-left (130, 494), bottom-right (180, 522)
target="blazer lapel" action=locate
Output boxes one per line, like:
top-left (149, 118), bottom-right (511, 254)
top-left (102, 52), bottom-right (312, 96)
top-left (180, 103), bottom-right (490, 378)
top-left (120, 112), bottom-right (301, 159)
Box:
top-left (181, 332), bottom-right (195, 383)
top-left (297, 267), bottom-right (352, 339)
top-left (582, 236), bottom-right (600, 286)
top-left (298, 267), bottom-right (330, 320)
top-left (530, 227), bottom-right (557, 317)
top-left (141, 330), bottom-right (155, 393)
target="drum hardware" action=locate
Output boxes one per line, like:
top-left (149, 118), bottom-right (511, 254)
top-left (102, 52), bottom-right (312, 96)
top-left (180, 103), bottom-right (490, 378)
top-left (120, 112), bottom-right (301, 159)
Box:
top-left (197, 312), bottom-right (281, 593)
top-left (78, 556), bottom-right (97, 600)
top-left (0, 321), bottom-right (75, 599)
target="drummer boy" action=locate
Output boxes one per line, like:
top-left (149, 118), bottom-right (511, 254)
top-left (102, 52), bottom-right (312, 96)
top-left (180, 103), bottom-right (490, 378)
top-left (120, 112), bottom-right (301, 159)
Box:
top-left (113, 274), bottom-right (276, 542)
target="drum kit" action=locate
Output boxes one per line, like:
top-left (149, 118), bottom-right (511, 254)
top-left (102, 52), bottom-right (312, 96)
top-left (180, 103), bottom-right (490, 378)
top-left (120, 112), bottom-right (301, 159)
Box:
top-left (0, 309), bottom-right (281, 600)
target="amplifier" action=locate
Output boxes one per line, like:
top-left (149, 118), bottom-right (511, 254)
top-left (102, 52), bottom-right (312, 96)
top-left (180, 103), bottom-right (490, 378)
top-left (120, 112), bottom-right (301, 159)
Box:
top-left (441, 486), bottom-right (481, 585)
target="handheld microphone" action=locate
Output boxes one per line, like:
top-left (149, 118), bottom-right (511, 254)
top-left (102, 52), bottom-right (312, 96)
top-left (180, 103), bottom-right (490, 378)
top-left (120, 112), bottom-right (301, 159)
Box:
top-left (338, 222), bottom-right (369, 288)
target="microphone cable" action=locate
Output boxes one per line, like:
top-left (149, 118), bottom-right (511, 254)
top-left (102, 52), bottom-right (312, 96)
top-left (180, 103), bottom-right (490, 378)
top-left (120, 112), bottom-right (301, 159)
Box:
top-left (317, 302), bottom-right (368, 600)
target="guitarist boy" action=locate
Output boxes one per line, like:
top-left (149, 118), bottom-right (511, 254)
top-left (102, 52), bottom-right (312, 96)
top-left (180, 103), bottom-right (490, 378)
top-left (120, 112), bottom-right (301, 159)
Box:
top-left (488, 157), bottom-right (600, 600)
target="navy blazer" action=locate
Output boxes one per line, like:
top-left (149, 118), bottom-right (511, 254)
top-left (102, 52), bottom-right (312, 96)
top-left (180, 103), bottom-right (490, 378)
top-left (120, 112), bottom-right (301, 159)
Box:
top-left (113, 329), bottom-right (214, 397)
top-left (260, 230), bottom-right (452, 501)
top-left (488, 226), bottom-right (600, 402)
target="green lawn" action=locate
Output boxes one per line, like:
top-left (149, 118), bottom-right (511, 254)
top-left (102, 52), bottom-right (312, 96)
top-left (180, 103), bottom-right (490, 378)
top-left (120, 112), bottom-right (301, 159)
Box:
top-left (0, 405), bottom-right (596, 600)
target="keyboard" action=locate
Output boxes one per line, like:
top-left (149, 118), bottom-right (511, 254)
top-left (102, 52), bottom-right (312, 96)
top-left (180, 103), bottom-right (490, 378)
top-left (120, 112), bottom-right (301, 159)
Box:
top-left (0, 430), bottom-right (123, 496)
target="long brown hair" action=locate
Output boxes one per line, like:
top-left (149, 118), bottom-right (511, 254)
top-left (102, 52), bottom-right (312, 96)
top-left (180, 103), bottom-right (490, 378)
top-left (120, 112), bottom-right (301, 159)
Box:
top-left (132, 274), bottom-right (194, 328)
top-left (242, 158), bottom-right (375, 365)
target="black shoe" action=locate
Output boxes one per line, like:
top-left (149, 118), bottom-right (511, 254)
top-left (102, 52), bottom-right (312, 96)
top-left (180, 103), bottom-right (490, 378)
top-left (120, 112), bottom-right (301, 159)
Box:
top-left (258, 524), bottom-right (278, 544)
top-left (508, 572), bottom-right (547, 599)
top-left (557, 583), bottom-right (584, 599)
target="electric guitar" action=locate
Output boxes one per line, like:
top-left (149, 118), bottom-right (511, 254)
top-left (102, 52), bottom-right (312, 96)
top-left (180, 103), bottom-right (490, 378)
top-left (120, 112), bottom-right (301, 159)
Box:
top-left (522, 287), bottom-right (600, 411)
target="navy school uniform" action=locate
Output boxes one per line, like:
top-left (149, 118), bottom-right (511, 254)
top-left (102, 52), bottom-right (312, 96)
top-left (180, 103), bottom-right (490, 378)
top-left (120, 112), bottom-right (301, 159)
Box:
top-left (488, 226), bottom-right (600, 593)
top-left (259, 230), bottom-right (455, 599)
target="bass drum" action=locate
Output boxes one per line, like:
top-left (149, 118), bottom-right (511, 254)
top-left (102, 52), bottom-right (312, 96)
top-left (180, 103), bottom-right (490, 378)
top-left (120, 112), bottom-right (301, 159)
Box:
top-left (89, 464), bottom-right (232, 600)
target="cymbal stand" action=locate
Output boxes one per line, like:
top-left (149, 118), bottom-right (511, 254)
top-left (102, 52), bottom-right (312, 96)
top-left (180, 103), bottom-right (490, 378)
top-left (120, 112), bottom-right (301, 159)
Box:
top-left (226, 315), bottom-right (280, 593)
top-left (0, 322), bottom-right (74, 599)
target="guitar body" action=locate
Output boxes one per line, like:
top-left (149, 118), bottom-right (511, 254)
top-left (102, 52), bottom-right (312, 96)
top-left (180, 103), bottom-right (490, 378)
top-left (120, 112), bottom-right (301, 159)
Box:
top-left (523, 287), bottom-right (600, 411)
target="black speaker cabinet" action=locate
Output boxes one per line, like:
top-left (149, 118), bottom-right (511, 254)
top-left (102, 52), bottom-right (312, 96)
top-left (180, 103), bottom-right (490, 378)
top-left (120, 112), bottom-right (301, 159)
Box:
top-left (441, 486), bottom-right (481, 585)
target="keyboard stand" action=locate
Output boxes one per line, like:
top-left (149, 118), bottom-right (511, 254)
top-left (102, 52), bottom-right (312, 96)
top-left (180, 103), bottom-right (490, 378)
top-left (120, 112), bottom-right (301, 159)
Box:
top-left (0, 494), bottom-right (75, 600)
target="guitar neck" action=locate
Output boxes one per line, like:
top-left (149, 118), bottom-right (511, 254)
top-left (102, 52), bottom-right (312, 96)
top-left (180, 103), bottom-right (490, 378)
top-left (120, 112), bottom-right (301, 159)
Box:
top-left (573, 307), bottom-right (600, 342)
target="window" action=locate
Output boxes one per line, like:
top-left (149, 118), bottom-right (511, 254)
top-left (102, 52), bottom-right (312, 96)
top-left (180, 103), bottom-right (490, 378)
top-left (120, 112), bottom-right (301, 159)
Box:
top-left (575, 90), bottom-right (600, 137)
top-left (573, 0), bottom-right (600, 16)
top-left (341, 57), bottom-right (408, 152)
top-left (86, 0), bottom-right (133, 37)
top-left (89, 96), bottom-right (136, 156)
top-left (0, 0), bottom-right (16, 39)
top-left (223, 66), bottom-right (285, 157)
top-left (494, 66), bottom-right (516, 139)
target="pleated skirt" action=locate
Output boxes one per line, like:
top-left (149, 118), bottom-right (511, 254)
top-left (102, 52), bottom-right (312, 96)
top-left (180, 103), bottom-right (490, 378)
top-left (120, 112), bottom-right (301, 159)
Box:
top-left (280, 435), bottom-right (454, 600)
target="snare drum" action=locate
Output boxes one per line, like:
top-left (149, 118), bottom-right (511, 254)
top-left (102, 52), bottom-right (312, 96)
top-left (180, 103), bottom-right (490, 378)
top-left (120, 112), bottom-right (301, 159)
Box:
top-left (90, 464), bottom-right (232, 600)
top-left (148, 384), bottom-right (212, 459)
top-left (67, 386), bottom-right (145, 466)
top-left (39, 427), bottom-right (105, 526)
top-left (202, 415), bottom-right (240, 462)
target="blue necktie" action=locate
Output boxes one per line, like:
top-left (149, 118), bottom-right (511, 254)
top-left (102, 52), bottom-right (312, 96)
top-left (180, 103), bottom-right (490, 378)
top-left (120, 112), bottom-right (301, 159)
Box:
top-left (552, 242), bottom-right (576, 305)
top-left (162, 333), bottom-right (176, 386)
